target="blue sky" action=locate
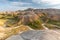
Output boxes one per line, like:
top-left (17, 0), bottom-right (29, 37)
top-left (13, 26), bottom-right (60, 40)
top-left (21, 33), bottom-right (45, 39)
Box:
top-left (0, 0), bottom-right (60, 11)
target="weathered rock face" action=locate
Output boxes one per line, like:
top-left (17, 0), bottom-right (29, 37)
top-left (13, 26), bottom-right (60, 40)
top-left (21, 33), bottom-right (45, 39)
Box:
top-left (6, 30), bottom-right (60, 40)
top-left (17, 8), bottom-right (60, 21)
top-left (18, 11), bottom-right (39, 24)
top-left (6, 35), bottom-right (24, 40)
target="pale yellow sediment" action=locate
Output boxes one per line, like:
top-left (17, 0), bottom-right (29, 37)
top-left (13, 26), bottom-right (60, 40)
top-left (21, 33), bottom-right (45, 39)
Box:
top-left (0, 25), bottom-right (31, 40)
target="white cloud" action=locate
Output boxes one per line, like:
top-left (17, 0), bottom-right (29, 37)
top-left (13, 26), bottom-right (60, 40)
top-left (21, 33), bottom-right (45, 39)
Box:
top-left (0, 6), bottom-right (28, 11)
top-left (0, 0), bottom-right (8, 2)
top-left (10, 2), bottom-right (31, 6)
top-left (0, 5), bottom-right (34, 11)
top-left (50, 6), bottom-right (60, 9)
top-left (32, 0), bottom-right (60, 5)
top-left (42, 0), bottom-right (60, 5)
top-left (32, 0), bottom-right (41, 4)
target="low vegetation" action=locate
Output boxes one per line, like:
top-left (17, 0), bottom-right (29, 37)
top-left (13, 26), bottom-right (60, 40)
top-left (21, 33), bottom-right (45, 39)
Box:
top-left (27, 20), bottom-right (43, 30)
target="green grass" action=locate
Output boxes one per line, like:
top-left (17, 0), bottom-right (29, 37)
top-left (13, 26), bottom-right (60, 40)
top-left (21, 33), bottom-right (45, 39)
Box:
top-left (0, 14), bottom-right (20, 27)
top-left (47, 19), bottom-right (60, 26)
top-left (27, 20), bottom-right (44, 30)
top-left (45, 24), bottom-right (60, 29)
